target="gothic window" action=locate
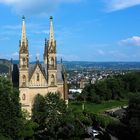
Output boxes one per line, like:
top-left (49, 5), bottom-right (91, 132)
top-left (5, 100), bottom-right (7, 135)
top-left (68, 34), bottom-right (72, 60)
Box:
top-left (21, 57), bottom-right (27, 68)
top-left (23, 58), bottom-right (26, 65)
top-left (22, 94), bottom-right (26, 100)
top-left (22, 75), bottom-right (26, 87)
top-left (37, 73), bottom-right (39, 81)
top-left (51, 57), bottom-right (54, 66)
top-left (49, 57), bottom-right (54, 68)
top-left (51, 74), bottom-right (55, 85)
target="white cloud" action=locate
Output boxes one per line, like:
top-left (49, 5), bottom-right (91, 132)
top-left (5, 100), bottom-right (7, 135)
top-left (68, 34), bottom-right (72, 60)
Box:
top-left (11, 52), bottom-right (19, 59)
top-left (12, 51), bottom-right (19, 56)
top-left (0, 0), bottom-right (82, 15)
top-left (36, 53), bottom-right (40, 60)
top-left (104, 0), bottom-right (140, 12)
top-left (97, 49), bottom-right (105, 55)
top-left (119, 36), bottom-right (140, 47)
top-left (57, 53), bottom-right (80, 61)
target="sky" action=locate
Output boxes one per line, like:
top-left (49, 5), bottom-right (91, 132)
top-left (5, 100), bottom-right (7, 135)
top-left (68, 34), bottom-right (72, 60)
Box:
top-left (0, 0), bottom-right (140, 62)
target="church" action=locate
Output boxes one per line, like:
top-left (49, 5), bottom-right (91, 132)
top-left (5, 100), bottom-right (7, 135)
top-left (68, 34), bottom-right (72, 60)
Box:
top-left (19, 16), bottom-right (68, 113)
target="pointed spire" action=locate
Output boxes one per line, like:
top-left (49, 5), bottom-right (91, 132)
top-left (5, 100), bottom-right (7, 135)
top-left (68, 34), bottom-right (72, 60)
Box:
top-left (21, 16), bottom-right (27, 46)
top-left (49, 16), bottom-right (55, 43)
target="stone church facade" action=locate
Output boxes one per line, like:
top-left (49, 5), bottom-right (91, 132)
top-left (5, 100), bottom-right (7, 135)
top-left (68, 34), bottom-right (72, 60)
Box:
top-left (19, 16), bottom-right (68, 113)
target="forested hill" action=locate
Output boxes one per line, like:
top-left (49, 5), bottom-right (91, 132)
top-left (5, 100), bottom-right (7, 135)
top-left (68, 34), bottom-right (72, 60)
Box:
top-left (12, 60), bottom-right (140, 70)
top-left (62, 61), bottom-right (140, 70)
top-left (0, 59), bottom-right (11, 73)
top-left (1, 59), bottom-right (140, 73)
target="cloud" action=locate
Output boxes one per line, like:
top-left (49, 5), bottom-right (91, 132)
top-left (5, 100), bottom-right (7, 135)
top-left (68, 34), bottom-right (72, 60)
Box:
top-left (0, 0), bottom-right (82, 16)
top-left (104, 0), bottom-right (140, 12)
top-left (57, 53), bottom-right (80, 61)
top-left (97, 49), bottom-right (105, 55)
top-left (11, 52), bottom-right (19, 59)
top-left (12, 51), bottom-right (18, 56)
top-left (119, 36), bottom-right (140, 47)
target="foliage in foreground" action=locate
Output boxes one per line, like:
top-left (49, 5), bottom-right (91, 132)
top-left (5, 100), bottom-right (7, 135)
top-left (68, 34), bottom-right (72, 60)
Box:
top-left (123, 93), bottom-right (140, 140)
top-left (32, 93), bottom-right (93, 139)
top-left (0, 77), bottom-right (22, 139)
top-left (0, 76), bottom-right (37, 140)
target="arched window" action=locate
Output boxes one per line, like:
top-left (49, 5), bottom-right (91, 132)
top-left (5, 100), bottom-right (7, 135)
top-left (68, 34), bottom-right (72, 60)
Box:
top-left (22, 75), bottom-right (26, 87)
top-left (51, 74), bottom-right (55, 85)
top-left (22, 94), bottom-right (26, 100)
top-left (23, 58), bottom-right (26, 65)
top-left (49, 57), bottom-right (54, 67)
top-left (37, 73), bottom-right (39, 81)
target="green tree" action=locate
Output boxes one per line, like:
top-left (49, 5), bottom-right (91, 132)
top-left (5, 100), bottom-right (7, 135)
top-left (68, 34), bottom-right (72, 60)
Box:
top-left (32, 94), bottom-right (46, 131)
top-left (44, 93), bottom-right (67, 136)
top-left (32, 93), bottom-right (67, 139)
top-left (22, 110), bottom-right (38, 139)
top-left (126, 93), bottom-right (140, 140)
top-left (95, 80), bottom-right (112, 101)
top-left (123, 72), bottom-right (140, 93)
top-left (0, 76), bottom-right (22, 139)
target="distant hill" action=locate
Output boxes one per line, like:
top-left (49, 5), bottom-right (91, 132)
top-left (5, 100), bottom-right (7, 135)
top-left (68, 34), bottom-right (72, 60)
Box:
top-left (1, 59), bottom-right (140, 72)
top-left (0, 59), bottom-right (11, 65)
top-left (0, 64), bottom-right (9, 73)
top-left (62, 61), bottom-right (140, 70)
top-left (0, 59), bottom-right (11, 74)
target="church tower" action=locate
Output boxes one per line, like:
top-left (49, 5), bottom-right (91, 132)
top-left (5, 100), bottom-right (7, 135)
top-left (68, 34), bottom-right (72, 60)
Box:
top-left (19, 16), bottom-right (29, 88)
top-left (44, 16), bottom-right (57, 86)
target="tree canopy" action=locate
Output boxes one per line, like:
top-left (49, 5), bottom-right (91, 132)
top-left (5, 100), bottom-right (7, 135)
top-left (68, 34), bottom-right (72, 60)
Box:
top-left (0, 76), bottom-right (22, 139)
top-left (78, 72), bottom-right (140, 103)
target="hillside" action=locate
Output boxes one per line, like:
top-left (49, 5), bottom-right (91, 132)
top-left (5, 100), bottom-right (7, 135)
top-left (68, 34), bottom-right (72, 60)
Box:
top-left (0, 59), bottom-right (11, 74)
top-left (0, 64), bottom-right (9, 73)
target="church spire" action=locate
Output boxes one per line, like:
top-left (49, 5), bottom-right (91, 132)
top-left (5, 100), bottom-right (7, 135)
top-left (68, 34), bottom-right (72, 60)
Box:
top-left (49, 16), bottom-right (55, 43)
top-left (21, 16), bottom-right (27, 46)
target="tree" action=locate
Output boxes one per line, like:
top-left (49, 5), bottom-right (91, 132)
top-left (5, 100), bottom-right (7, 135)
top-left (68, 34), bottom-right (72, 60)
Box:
top-left (106, 77), bottom-right (124, 100)
top-left (22, 110), bottom-right (38, 140)
top-left (95, 80), bottom-right (112, 101)
top-left (0, 76), bottom-right (23, 139)
top-left (32, 92), bottom-right (67, 139)
top-left (32, 94), bottom-right (46, 131)
top-left (123, 72), bottom-right (140, 93)
top-left (45, 93), bottom-right (67, 138)
top-left (126, 93), bottom-right (140, 140)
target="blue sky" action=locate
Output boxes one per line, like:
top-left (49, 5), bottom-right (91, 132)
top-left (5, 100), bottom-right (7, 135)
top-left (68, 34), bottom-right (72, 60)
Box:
top-left (0, 0), bottom-right (140, 62)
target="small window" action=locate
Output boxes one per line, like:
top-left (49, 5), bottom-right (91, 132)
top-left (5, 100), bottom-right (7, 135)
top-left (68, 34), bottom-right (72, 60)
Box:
top-left (22, 75), bottom-right (26, 87)
top-left (51, 74), bottom-right (55, 85)
top-left (22, 94), bottom-right (26, 100)
top-left (49, 57), bottom-right (55, 67)
top-left (23, 58), bottom-right (26, 65)
top-left (37, 73), bottom-right (39, 81)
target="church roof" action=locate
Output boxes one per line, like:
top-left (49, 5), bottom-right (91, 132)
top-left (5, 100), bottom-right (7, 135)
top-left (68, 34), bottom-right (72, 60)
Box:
top-left (29, 63), bottom-right (47, 81)
top-left (28, 63), bottom-right (64, 83)
top-left (57, 64), bottom-right (64, 84)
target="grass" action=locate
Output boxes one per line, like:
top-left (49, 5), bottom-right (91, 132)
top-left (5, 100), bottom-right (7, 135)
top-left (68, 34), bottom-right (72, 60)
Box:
top-left (69, 100), bottom-right (128, 114)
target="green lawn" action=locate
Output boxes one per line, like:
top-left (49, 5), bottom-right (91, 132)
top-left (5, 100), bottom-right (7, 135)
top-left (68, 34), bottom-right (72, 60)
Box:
top-left (69, 100), bottom-right (128, 114)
